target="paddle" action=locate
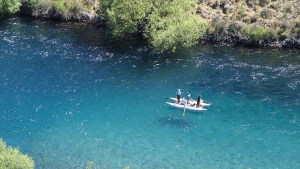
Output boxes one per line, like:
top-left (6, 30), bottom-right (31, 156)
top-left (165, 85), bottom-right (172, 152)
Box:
top-left (183, 102), bottom-right (186, 116)
top-left (202, 100), bottom-right (212, 105)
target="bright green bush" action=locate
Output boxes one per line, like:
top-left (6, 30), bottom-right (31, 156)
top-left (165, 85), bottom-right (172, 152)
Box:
top-left (0, 0), bottom-right (21, 18)
top-left (106, 0), bottom-right (152, 37)
top-left (147, 0), bottom-right (207, 51)
top-left (278, 30), bottom-right (289, 40)
top-left (105, 0), bottom-right (207, 51)
top-left (0, 139), bottom-right (34, 169)
top-left (52, 0), bottom-right (67, 14)
top-left (241, 25), bottom-right (271, 39)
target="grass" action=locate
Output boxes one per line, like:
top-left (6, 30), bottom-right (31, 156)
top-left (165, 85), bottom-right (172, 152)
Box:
top-left (241, 25), bottom-right (272, 39)
top-left (26, 0), bottom-right (99, 20)
top-left (197, 0), bottom-right (299, 44)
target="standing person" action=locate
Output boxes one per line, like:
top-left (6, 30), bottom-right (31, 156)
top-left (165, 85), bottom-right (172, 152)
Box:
top-left (176, 89), bottom-right (181, 104)
top-left (196, 96), bottom-right (201, 107)
top-left (186, 92), bottom-right (191, 105)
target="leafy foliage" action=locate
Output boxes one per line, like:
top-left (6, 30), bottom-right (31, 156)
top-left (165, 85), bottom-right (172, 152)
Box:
top-left (0, 139), bottom-right (34, 169)
top-left (106, 0), bottom-right (152, 37)
top-left (105, 0), bottom-right (207, 51)
top-left (0, 0), bottom-right (21, 18)
top-left (147, 0), bottom-right (207, 51)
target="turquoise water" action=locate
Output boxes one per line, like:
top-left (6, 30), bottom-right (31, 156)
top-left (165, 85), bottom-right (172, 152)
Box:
top-left (1, 17), bottom-right (300, 168)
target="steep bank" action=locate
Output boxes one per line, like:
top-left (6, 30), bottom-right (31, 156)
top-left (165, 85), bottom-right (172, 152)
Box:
top-left (197, 0), bottom-right (300, 49)
top-left (16, 0), bottom-right (300, 50)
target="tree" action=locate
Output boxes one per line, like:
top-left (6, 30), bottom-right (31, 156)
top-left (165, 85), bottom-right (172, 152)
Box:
top-left (105, 0), bottom-right (153, 37)
top-left (0, 139), bottom-right (34, 169)
top-left (104, 0), bottom-right (208, 51)
top-left (146, 0), bottom-right (207, 51)
top-left (0, 0), bottom-right (21, 18)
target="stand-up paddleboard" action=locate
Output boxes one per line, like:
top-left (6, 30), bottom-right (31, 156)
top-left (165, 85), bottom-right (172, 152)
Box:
top-left (166, 102), bottom-right (207, 111)
top-left (169, 97), bottom-right (211, 106)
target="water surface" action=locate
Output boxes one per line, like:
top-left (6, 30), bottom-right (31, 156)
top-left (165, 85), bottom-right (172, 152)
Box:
top-left (1, 17), bottom-right (300, 168)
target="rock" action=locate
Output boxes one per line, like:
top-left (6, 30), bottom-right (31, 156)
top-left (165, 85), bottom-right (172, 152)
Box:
top-left (282, 38), bottom-right (300, 49)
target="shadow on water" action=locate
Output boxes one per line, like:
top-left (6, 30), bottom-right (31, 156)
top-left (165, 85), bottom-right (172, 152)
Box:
top-left (158, 116), bottom-right (189, 128)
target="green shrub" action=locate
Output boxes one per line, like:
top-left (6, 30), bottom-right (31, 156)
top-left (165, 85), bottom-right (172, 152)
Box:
top-left (105, 0), bottom-right (208, 51)
top-left (291, 18), bottom-right (300, 36)
top-left (53, 0), bottom-right (67, 14)
top-left (278, 30), bottom-right (289, 40)
top-left (106, 0), bottom-right (152, 37)
top-left (209, 16), bottom-right (230, 34)
top-left (26, 0), bottom-right (37, 6)
top-left (0, 139), bottom-right (34, 169)
top-left (147, 0), bottom-right (208, 51)
top-left (277, 28), bottom-right (285, 35)
top-left (0, 0), bottom-right (21, 18)
top-left (241, 25), bottom-right (271, 39)
top-left (26, 0), bottom-right (95, 19)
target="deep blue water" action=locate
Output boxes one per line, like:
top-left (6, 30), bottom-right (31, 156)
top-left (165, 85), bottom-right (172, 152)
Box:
top-left (1, 17), bottom-right (300, 168)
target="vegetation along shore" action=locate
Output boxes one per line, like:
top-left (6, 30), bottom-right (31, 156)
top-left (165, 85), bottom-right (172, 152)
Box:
top-left (1, 0), bottom-right (299, 51)
top-left (0, 139), bottom-right (34, 169)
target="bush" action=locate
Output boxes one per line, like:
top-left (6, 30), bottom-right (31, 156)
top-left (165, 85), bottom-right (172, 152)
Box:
top-left (280, 21), bottom-right (291, 30)
top-left (0, 0), bottom-right (21, 18)
top-left (53, 0), bottom-right (67, 14)
top-left (242, 16), bottom-right (251, 23)
top-left (260, 8), bottom-right (272, 19)
top-left (241, 25), bottom-right (271, 39)
top-left (283, 2), bottom-right (292, 14)
top-left (147, 0), bottom-right (208, 51)
top-left (278, 30), bottom-right (289, 40)
top-left (209, 16), bottom-right (230, 34)
top-left (105, 0), bottom-right (208, 51)
top-left (0, 139), bottom-right (34, 169)
top-left (106, 0), bottom-right (152, 37)
top-left (269, 2), bottom-right (280, 10)
top-left (291, 18), bottom-right (300, 36)
top-left (26, 0), bottom-right (96, 20)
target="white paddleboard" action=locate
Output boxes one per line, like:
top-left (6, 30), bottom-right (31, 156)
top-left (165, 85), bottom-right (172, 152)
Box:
top-left (169, 97), bottom-right (211, 106)
top-left (166, 102), bottom-right (207, 111)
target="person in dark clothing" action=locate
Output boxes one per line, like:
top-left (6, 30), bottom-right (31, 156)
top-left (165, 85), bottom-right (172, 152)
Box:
top-left (196, 96), bottom-right (201, 107)
top-left (176, 89), bottom-right (181, 104)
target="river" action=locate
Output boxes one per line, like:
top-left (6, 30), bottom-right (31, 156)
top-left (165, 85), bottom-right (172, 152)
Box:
top-left (1, 17), bottom-right (300, 168)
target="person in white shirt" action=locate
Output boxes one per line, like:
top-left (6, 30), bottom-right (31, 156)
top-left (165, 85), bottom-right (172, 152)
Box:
top-left (186, 92), bottom-right (191, 105)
